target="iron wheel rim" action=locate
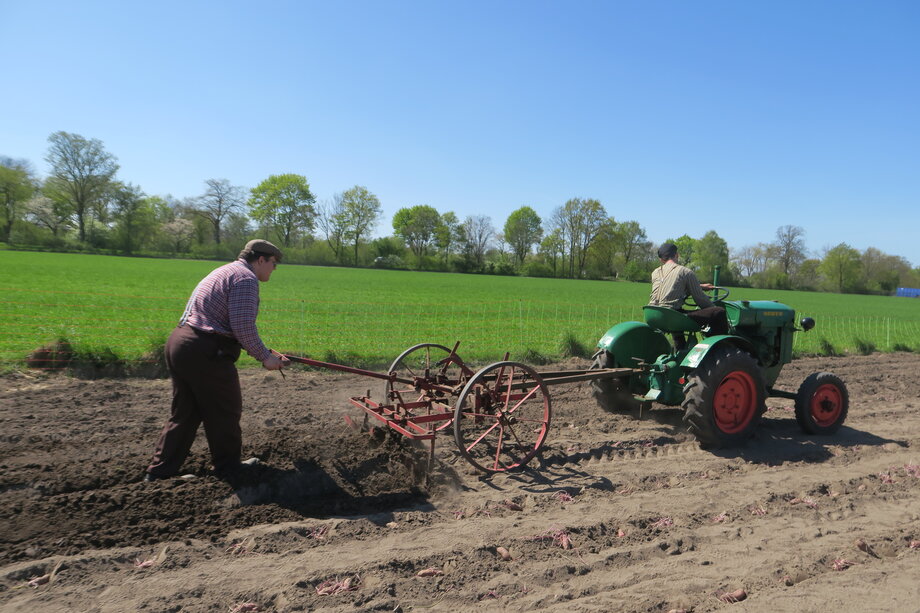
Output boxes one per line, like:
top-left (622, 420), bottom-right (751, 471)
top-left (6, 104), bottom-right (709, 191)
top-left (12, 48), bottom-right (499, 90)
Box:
top-left (713, 370), bottom-right (758, 434)
top-left (810, 383), bottom-right (843, 427)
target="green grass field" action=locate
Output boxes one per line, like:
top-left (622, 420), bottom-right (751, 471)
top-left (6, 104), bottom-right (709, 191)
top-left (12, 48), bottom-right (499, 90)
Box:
top-left (2, 250), bottom-right (919, 369)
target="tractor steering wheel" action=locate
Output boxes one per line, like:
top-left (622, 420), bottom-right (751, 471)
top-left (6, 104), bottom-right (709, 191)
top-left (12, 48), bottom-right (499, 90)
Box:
top-left (709, 286), bottom-right (730, 302)
top-left (686, 286), bottom-right (730, 307)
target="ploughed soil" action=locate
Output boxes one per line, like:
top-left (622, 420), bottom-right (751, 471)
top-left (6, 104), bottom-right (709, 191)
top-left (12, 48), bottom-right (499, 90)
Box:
top-left (1, 352), bottom-right (919, 612)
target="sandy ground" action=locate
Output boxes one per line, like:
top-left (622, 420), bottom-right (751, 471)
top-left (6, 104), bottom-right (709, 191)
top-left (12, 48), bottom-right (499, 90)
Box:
top-left (1, 352), bottom-right (919, 613)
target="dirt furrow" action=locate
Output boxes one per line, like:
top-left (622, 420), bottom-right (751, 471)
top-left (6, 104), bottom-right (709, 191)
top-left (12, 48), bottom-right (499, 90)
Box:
top-left (1, 352), bottom-right (919, 611)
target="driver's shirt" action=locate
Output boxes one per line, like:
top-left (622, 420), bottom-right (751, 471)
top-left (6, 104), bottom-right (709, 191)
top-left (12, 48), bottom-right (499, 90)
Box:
top-left (648, 261), bottom-right (714, 310)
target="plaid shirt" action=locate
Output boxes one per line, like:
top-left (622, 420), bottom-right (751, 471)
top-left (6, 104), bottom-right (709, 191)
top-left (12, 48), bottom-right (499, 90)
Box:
top-left (179, 259), bottom-right (272, 362)
top-left (649, 261), bottom-right (714, 310)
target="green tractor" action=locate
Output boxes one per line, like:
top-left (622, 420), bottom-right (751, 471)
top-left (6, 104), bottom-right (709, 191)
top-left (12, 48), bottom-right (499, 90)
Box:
top-left (591, 268), bottom-right (849, 447)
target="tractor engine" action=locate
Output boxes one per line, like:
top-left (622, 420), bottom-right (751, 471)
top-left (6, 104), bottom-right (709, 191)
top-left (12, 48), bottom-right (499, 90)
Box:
top-left (724, 300), bottom-right (797, 387)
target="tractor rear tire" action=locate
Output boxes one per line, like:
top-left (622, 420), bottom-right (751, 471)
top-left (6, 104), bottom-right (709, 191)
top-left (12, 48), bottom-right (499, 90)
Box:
top-left (795, 372), bottom-right (848, 434)
top-left (682, 346), bottom-right (765, 448)
top-left (590, 351), bottom-right (640, 414)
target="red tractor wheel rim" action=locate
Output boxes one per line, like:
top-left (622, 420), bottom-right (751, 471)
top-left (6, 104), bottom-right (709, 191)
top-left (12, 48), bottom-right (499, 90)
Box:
top-left (713, 370), bottom-right (758, 434)
top-left (810, 383), bottom-right (843, 427)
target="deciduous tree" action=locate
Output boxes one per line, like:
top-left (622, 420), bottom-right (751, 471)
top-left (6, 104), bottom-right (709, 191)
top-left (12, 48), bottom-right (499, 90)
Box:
top-left (372, 236), bottom-right (405, 258)
top-left (551, 198), bottom-right (607, 278)
top-left (796, 258), bottom-right (822, 291)
top-left (435, 211), bottom-right (462, 263)
top-left (110, 183), bottom-right (161, 254)
top-left (392, 205), bottom-right (441, 259)
top-left (0, 157), bottom-right (35, 243)
top-left (25, 192), bottom-right (71, 237)
top-left (162, 217), bottom-right (196, 253)
top-left (773, 225), bottom-right (807, 277)
top-left (222, 212), bottom-right (253, 248)
top-left (460, 215), bottom-right (494, 269)
top-left (820, 243), bottom-right (862, 293)
top-left (694, 230), bottom-right (731, 284)
top-left (588, 219), bottom-right (651, 279)
top-left (671, 235), bottom-right (696, 268)
top-left (731, 242), bottom-right (780, 287)
top-left (197, 178), bottom-right (246, 245)
top-left (340, 185), bottom-right (382, 265)
top-left (732, 244), bottom-right (764, 278)
top-left (612, 220), bottom-right (647, 267)
top-left (539, 230), bottom-right (565, 277)
top-left (861, 248), bottom-right (910, 293)
top-left (587, 218), bottom-right (619, 277)
top-left (248, 174), bottom-right (316, 247)
top-left (43, 131), bottom-right (119, 242)
top-left (317, 194), bottom-right (349, 262)
top-left (503, 206), bottom-right (543, 266)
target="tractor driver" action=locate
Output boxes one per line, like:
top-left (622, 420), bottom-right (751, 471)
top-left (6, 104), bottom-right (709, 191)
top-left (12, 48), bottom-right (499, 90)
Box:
top-left (649, 242), bottom-right (728, 336)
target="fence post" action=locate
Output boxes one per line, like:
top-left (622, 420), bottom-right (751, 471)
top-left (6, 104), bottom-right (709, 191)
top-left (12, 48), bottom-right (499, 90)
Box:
top-left (519, 299), bottom-right (524, 350)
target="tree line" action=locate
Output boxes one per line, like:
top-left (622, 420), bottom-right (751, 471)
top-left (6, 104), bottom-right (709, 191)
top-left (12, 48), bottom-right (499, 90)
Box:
top-left (2, 131), bottom-right (918, 295)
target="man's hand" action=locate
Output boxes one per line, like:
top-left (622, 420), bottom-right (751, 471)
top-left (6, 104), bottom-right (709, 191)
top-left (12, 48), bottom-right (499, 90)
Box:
top-left (262, 353), bottom-right (290, 371)
top-left (700, 283), bottom-right (715, 290)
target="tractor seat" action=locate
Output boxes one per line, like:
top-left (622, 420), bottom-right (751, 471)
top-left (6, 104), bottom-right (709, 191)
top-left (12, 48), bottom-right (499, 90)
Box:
top-left (643, 305), bottom-right (702, 333)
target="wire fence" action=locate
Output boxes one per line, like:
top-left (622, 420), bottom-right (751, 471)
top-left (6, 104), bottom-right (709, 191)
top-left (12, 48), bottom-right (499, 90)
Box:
top-left (3, 287), bottom-right (919, 369)
top-left (795, 313), bottom-right (920, 354)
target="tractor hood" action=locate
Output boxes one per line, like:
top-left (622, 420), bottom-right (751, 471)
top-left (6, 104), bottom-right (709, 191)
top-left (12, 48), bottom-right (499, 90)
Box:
top-left (724, 301), bottom-right (795, 329)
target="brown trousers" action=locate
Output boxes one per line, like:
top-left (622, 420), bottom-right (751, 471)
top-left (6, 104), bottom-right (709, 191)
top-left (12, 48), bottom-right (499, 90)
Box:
top-left (146, 325), bottom-right (243, 477)
top-left (685, 306), bottom-right (729, 336)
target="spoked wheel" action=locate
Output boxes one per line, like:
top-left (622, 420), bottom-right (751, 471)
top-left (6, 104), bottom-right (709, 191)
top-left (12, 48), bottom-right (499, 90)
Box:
top-left (795, 372), bottom-right (848, 434)
top-left (385, 343), bottom-right (466, 431)
top-left (453, 361), bottom-right (551, 473)
top-left (682, 346), bottom-right (766, 447)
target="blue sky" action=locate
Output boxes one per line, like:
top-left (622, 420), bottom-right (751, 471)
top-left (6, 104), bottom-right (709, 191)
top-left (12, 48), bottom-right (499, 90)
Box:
top-left (2, 1), bottom-right (918, 265)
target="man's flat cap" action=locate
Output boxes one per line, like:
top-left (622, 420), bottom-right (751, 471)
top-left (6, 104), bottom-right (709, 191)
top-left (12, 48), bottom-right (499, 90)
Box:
top-left (239, 239), bottom-right (283, 261)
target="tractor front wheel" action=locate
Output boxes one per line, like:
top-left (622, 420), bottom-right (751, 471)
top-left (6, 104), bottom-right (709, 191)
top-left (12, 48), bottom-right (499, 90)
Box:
top-left (795, 372), bottom-right (848, 434)
top-left (682, 346), bottom-right (765, 447)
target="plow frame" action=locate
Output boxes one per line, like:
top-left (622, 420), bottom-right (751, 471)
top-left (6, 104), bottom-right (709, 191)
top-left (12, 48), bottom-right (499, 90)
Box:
top-left (282, 343), bottom-right (634, 474)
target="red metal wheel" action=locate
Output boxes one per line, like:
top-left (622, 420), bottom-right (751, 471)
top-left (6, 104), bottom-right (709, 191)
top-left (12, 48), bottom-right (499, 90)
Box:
top-left (682, 346), bottom-right (765, 447)
top-left (385, 343), bottom-right (467, 431)
top-left (712, 370), bottom-right (759, 434)
top-left (795, 372), bottom-right (848, 435)
top-left (808, 384), bottom-right (844, 427)
top-left (453, 361), bottom-right (551, 473)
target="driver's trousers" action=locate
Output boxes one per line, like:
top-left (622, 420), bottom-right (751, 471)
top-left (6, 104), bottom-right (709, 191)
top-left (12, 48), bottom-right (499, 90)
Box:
top-left (685, 306), bottom-right (728, 336)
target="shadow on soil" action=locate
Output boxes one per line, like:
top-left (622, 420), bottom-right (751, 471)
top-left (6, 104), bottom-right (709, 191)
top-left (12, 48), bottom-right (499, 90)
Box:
top-left (221, 452), bottom-right (448, 519)
top-left (715, 417), bottom-right (906, 465)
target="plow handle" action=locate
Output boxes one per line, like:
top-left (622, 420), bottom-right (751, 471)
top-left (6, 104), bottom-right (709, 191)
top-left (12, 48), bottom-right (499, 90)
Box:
top-left (282, 354), bottom-right (393, 380)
